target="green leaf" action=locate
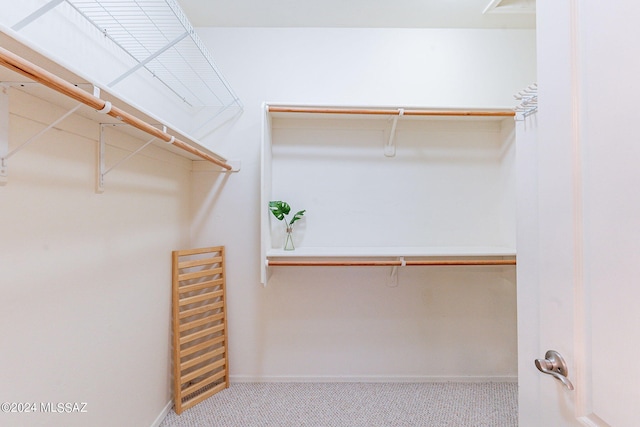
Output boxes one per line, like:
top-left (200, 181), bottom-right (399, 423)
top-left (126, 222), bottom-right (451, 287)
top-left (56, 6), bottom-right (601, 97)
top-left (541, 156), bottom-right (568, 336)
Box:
top-left (288, 209), bottom-right (306, 226)
top-left (269, 201), bottom-right (291, 221)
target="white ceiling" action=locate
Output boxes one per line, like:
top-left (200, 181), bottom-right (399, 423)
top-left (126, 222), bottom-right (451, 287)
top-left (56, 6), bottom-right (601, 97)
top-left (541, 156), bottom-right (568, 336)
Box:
top-left (176, 0), bottom-right (536, 29)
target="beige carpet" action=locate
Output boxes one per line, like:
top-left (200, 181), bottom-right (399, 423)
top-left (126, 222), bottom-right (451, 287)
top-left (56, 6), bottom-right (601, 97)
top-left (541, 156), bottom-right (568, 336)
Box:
top-left (160, 382), bottom-right (517, 427)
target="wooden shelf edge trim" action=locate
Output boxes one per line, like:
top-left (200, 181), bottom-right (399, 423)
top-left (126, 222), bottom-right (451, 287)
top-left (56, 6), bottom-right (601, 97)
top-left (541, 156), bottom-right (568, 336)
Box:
top-left (267, 259), bottom-right (516, 267)
top-left (267, 105), bottom-right (515, 117)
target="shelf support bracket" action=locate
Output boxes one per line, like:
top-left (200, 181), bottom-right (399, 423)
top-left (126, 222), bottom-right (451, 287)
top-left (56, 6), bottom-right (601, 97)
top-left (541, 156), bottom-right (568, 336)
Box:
top-left (386, 256), bottom-right (405, 287)
top-left (0, 85), bottom-right (8, 185)
top-left (97, 123), bottom-right (106, 193)
top-left (5, 104), bottom-right (82, 161)
top-left (97, 123), bottom-right (163, 193)
top-left (385, 108), bottom-right (403, 157)
top-left (1, 84), bottom-right (82, 185)
top-left (263, 259), bottom-right (270, 287)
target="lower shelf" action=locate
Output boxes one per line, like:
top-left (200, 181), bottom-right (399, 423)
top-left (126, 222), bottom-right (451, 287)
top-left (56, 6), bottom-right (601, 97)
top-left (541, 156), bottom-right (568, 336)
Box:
top-left (266, 258), bottom-right (515, 267)
top-left (267, 245), bottom-right (515, 258)
top-left (261, 246), bottom-right (516, 284)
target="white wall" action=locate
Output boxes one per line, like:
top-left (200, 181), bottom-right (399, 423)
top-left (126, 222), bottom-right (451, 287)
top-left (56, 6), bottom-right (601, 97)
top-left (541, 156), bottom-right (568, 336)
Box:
top-left (0, 89), bottom-right (191, 426)
top-left (267, 116), bottom-right (515, 250)
top-left (192, 28), bottom-right (536, 381)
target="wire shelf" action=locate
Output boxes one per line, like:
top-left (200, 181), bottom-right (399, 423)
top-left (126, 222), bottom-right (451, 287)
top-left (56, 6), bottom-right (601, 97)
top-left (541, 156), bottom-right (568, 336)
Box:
top-left (65, 0), bottom-right (241, 110)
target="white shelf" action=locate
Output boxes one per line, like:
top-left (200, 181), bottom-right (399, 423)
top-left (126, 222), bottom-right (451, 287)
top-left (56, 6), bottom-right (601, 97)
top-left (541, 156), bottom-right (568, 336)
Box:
top-left (0, 26), bottom-right (228, 162)
top-left (67, 0), bottom-right (241, 110)
top-left (13, 0), bottom-right (241, 113)
top-left (4, 0), bottom-right (243, 152)
top-left (267, 246), bottom-right (516, 259)
top-left (261, 103), bottom-right (517, 284)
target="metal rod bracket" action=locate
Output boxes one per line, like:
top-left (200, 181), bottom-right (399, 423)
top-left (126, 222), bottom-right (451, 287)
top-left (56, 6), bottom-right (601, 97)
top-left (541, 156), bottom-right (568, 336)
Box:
top-left (385, 108), bottom-right (404, 157)
top-left (0, 85), bottom-right (82, 185)
top-left (97, 123), bottom-right (162, 192)
top-left (0, 85), bottom-right (8, 185)
top-left (96, 124), bottom-right (106, 193)
top-left (386, 256), bottom-right (405, 287)
top-left (0, 157), bottom-right (7, 185)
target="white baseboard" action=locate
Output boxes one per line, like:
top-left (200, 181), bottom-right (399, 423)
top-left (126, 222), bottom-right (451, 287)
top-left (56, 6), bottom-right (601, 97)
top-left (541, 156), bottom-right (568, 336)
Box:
top-left (229, 375), bottom-right (517, 383)
top-left (150, 400), bottom-right (173, 427)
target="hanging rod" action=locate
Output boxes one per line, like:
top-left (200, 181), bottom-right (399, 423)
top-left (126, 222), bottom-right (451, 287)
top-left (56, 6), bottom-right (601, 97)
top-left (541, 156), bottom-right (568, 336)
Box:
top-left (267, 105), bottom-right (515, 117)
top-left (267, 259), bottom-right (516, 267)
top-left (0, 46), bottom-right (232, 170)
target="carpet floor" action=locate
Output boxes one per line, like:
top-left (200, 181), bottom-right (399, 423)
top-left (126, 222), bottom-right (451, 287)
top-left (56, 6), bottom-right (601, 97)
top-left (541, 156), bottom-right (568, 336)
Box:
top-left (160, 382), bottom-right (517, 427)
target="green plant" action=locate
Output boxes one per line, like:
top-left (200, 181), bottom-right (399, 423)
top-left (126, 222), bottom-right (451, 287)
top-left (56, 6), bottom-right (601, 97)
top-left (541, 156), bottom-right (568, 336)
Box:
top-left (268, 201), bottom-right (306, 229)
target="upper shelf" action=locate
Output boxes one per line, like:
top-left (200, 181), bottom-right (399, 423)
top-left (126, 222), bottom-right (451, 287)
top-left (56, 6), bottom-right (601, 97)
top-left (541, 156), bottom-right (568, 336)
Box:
top-left (4, 0), bottom-right (242, 142)
top-left (0, 27), bottom-right (228, 165)
top-left (267, 246), bottom-right (516, 258)
top-left (61, 0), bottom-right (241, 111)
top-left (0, 0), bottom-right (247, 166)
top-left (13, 0), bottom-right (241, 113)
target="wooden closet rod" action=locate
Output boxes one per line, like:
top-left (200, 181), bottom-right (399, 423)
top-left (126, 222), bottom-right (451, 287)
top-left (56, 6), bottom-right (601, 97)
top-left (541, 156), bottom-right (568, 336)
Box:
top-left (268, 105), bottom-right (515, 117)
top-left (0, 46), bottom-right (232, 170)
top-left (267, 259), bottom-right (516, 267)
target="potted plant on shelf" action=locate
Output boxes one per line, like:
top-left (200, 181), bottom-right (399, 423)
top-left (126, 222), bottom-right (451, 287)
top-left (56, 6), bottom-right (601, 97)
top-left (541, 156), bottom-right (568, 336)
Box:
top-left (269, 201), bottom-right (306, 250)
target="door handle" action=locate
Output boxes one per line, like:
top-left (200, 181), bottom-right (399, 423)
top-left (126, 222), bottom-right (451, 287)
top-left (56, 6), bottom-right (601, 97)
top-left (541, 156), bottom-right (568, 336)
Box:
top-left (535, 350), bottom-right (575, 391)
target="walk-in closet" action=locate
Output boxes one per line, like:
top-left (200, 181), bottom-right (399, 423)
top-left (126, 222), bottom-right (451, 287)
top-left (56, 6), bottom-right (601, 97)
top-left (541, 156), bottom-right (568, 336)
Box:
top-left (6, 1), bottom-right (636, 426)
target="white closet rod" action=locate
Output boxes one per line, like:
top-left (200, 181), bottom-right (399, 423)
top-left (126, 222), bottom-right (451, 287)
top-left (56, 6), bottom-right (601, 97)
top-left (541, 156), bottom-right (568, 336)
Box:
top-left (268, 105), bottom-right (515, 117)
top-left (267, 259), bottom-right (516, 267)
top-left (0, 46), bottom-right (232, 170)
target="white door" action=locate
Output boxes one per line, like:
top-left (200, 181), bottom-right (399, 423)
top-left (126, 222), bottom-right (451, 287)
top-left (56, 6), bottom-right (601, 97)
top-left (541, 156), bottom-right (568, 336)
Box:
top-left (517, 1), bottom-right (640, 426)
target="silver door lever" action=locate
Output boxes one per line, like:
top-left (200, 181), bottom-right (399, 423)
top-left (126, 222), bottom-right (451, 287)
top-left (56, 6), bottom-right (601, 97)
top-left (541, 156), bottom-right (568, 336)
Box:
top-left (535, 350), bottom-right (575, 390)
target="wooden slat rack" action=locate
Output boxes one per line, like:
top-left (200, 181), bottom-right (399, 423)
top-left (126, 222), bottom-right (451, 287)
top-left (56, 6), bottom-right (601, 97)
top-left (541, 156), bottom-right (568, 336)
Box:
top-left (172, 246), bottom-right (229, 414)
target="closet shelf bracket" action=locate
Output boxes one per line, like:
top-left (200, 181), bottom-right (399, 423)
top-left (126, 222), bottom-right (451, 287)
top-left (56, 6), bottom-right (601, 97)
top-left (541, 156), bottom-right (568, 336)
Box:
top-left (0, 83), bottom-right (84, 185)
top-left (386, 257), bottom-right (405, 287)
top-left (0, 158), bottom-right (6, 185)
top-left (0, 85), bottom-right (8, 184)
top-left (97, 123), bottom-right (158, 193)
top-left (97, 120), bottom-right (240, 192)
top-left (385, 108), bottom-right (404, 157)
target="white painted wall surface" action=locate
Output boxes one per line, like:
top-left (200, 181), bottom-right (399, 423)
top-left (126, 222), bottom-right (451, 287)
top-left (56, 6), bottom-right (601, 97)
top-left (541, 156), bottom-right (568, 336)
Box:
top-left (268, 116), bottom-right (515, 250)
top-left (0, 89), bottom-right (190, 426)
top-left (192, 28), bottom-right (536, 381)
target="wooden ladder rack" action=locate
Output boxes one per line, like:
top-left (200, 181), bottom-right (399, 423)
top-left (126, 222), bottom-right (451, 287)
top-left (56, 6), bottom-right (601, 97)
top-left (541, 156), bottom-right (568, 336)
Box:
top-left (172, 246), bottom-right (229, 414)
